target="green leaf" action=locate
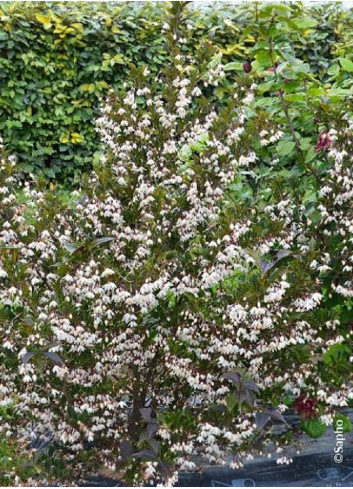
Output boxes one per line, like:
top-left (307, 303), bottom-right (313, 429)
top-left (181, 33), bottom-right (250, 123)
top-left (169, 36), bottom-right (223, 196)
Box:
top-left (208, 53), bottom-right (222, 69)
top-left (327, 64), bottom-right (340, 76)
top-left (305, 147), bottom-right (316, 163)
top-left (306, 88), bottom-right (325, 97)
top-left (301, 418), bottom-right (326, 438)
top-left (303, 189), bottom-right (318, 206)
top-left (299, 137), bottom-right (312, 151)
top-left (178, 145), bottom-right (192, 162)
top-left (333, 414), bottom-right (352, 433)
top-left (284, 93), bottom-right (306, 102)
top-left (225, 393), bottom-right (237, 413)
top-left (277, 140), bottom-right (295, 156)
top-left (294, 18), bottom-right (318, 29)
top-left (323, 343), bottom-right (351, 366)
top-left (328, 88), bottom-right (353, 98)
top-left (339, 58), bottom-right (353, 72)
top-left (255, 50), bottom-right (272, 68)
top-left (35, 14), bottom-right (52, 29)
top-left (79, 83), bottom-right (96, 93)
top-left (189, 133), bottom-right (208, 153)
top-left (260, 3), bottom-right (291, 15)
top-left (224, 62), bottom-right (243, 72)
top-left (257, 81), bottom-right (275, 93)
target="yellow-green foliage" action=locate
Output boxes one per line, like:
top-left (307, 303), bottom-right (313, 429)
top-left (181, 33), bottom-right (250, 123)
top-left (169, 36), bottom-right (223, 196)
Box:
top-left (0, 1), bottom-right (351, 182)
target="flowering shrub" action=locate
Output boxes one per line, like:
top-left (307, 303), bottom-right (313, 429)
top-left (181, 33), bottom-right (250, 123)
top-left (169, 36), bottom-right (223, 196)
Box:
top-left (1, 3), bottom-right (353, 486)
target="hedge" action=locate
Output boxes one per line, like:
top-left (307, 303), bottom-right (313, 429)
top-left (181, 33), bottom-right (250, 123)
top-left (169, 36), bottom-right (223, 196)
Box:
top-left (0, 1), bottom-right (351, 182)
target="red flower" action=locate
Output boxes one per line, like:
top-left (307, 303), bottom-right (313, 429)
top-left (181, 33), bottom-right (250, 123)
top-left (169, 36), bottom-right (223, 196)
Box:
top-left (294, 394), bottom-right (318, 419)
top-left (315, 131), bottom-right (332, 152)
top-left (243, 61), bottom-right (251, 73)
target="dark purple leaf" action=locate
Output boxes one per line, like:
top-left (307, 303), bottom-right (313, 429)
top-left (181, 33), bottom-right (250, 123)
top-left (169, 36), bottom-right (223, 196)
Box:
top-left (255, 409), bottom-right (288, 431)
top-left (120, 440), bottom-right (133, 459)
top-left (243, 380), bottom-right (259, 392)
top-left (255, 412), bottom-right (270, 430)
top-left (43, 352), bottom-right (64, 365)
top-left (132, 449), bottom-right (157, 459)
top-left (147, 438), bottom-right (160, 454)
top-left (139, 422), bottom-right (159, 442)
top-left (267, 408), bottom-right (288, 425)
top-left (23, 317), bottom-right (35, 326)
top-left (260, 260), bottom-right (274, 274)
top-left (140, 408), bottom-right (154, 423)
top-left (139, 428), bottom-right (149, 442)
top-left (275, 250), bottom-right (292, 261)
top-left (147, 422), bottom-right (159, 437)
top-left (237, 390), bottom-right (251, 405)
top-left (244, 388), bottom-right (255, 406)
top-left (223, 372), bottom-right (241, 384)
top-left (64, 242), bottom-right (77, 254)
top-left (157, 461), bottom-right (173, 481)
top-left (261, 250), bottom-right (296, 275)
top-left (93, 237), bottom-right (114, 247)
top-left (77, 194), bottom-right (89, 206)
top-left (21, 352), bottom-right (35, 365)
top-left (211, 404), bottom-right (227, 414)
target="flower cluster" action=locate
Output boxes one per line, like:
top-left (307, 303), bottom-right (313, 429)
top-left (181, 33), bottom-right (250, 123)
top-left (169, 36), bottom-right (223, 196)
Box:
top-left (294, 394), bottom-right (318, 420)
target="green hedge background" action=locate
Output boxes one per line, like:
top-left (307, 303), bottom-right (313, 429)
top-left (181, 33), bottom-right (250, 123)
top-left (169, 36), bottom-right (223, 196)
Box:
top-left (0, 1), bottom-right (351, 182)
